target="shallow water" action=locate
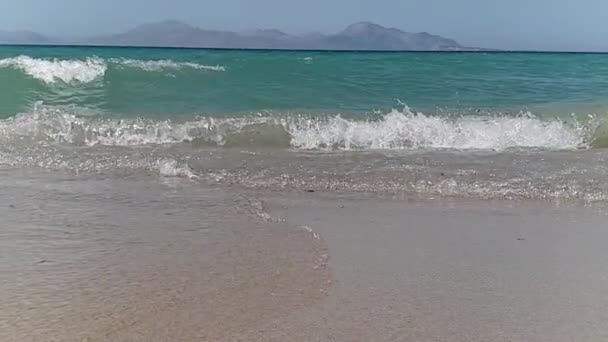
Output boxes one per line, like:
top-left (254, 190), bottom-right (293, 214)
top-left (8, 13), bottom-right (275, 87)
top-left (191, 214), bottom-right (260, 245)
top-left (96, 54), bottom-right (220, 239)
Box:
top-left (0, 168), bottom-right (329, 341)
top-left (259, 192), bottom-right (608, 341)
top-left (0, 47), bottom-right (607, 202)
top-left (4, 166), bottom-right (608, 341)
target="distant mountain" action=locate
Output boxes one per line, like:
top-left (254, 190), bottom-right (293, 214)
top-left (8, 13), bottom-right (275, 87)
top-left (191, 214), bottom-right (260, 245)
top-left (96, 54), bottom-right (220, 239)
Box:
top-left (243, 29), bottom-right (290, 39)
top-left (1, 21), bottom-right (476, 51)
top-left (0, 30), bottom-right (50, 44)
top-left (88, 20), bottom-right (237, 48)
top-left (87, 20), bottom-right (470, 51)
top-left (318, 22), bottom-right (462, 50)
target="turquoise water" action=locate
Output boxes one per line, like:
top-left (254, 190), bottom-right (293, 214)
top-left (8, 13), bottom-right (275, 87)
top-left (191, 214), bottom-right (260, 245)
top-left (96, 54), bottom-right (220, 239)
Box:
top-left (3, 46), bottom-right (608, 201)
top-left (1, 46), bottom-right (608, 118)
top-left (1, 45), bottom-right (608, 151)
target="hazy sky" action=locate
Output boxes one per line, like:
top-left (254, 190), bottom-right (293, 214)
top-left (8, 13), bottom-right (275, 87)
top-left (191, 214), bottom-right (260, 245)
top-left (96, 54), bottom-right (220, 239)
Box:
top-left (3, 0), bottom-right (608, 51)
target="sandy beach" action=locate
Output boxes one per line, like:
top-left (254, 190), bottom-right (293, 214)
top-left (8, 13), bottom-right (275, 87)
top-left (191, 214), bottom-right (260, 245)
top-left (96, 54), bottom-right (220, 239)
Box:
top-left (3, 169), bottom-right (608, 341)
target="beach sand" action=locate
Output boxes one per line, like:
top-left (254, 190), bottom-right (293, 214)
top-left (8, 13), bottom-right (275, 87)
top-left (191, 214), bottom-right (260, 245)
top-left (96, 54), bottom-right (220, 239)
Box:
top-left (2, 169), bottom-right (608, 341)
top-left (257, 193), bottom-right (608, 341)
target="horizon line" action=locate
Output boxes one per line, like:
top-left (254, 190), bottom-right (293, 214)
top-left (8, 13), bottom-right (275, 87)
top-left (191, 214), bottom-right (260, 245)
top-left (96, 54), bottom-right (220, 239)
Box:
top-left (2, 43), bottom-right (608, 54)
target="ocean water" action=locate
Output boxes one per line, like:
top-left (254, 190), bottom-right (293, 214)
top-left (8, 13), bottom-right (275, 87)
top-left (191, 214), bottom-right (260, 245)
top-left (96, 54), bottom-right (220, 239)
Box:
top-left (6, 46), bottom-right (608, 342)
top-left (1, 45), bottom-right (608, 201)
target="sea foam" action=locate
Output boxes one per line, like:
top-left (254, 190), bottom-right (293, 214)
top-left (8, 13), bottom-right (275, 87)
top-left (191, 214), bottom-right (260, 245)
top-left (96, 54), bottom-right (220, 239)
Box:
top-left (158, 159), bottom-right (199, 179)
top-left (288, 109), bottom-right (590, 150)
top-left (110, 58), bottom-right (226, 72)
top-left (0, 55), bottom-right (225, 84)
top-left (0, 56), bottom-right (107, 84)
top-left (0, 106), bottom-right (595, 151)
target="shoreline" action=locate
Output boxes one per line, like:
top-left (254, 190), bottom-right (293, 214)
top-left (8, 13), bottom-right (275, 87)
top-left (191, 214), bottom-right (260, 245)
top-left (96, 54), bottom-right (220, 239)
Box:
top-left (256, 191), bottom-right (608, 341)
top-left (2, 168), bottom-right (608, 341)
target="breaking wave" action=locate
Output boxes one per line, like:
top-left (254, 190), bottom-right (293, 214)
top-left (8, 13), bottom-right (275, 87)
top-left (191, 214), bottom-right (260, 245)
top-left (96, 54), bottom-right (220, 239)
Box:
top-left (0, 106), bottom-right (599, 151)
top-left (2, 106), bottom-right (608, 203)
top-left (0, 55), bottom-right (225, 84)
top-left (0, 56), bottom-right (107, 84)
top-left (289, 109), bottom-right (594, 150)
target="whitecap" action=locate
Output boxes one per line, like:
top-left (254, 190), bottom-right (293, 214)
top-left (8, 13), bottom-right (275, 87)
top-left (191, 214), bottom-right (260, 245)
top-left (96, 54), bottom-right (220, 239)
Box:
top-left (110, 58), bottom-right (225, 72)
top-left (288, 108), bottom-right (589, 150)
top-left (0, 105), bottom-right (595, 151)
top-left (0, 55), bottom-right (107, 84)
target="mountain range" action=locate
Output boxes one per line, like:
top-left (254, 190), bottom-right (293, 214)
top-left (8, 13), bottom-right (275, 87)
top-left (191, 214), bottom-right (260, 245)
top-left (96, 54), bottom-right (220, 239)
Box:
top-left (0, 30), bottom-right (51, 45)
top-left (0, 20), bottom-right (476, 51)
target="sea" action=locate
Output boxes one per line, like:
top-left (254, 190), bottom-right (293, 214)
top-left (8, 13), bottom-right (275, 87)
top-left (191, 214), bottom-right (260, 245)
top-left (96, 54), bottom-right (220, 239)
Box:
top-left (1, 46), bottom-right (608, 201)
top-left (5, 46), bottom-right (608, 341)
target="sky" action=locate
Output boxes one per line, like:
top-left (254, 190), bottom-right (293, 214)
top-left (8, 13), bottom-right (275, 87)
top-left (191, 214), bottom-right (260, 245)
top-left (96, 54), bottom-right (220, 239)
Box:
top-left (2, 0), bottom-right (608, 51)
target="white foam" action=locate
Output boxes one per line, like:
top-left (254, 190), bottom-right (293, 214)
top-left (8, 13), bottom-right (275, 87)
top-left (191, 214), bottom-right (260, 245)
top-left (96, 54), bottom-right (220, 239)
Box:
top-left (158, 159), bottom-right (198, 179)
top-left (288, 108), bottom-right (589, 150)
top-left (0, 105), bottom-right (594, 151)
top-left (110, 58), bottom-right (225, 72)
top-left (0, 56), bottom-right (224, 84)
top-left (0, 56), bottom-right (107, 84)
top-left (0, 105), bottom-right (225, 147)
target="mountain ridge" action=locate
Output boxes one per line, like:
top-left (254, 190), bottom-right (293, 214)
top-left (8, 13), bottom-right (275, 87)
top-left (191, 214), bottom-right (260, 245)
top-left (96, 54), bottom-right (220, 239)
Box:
top-left (0, 30), bottom-right (51, 44)
top-left (1, 21), bottom-right (479, 51)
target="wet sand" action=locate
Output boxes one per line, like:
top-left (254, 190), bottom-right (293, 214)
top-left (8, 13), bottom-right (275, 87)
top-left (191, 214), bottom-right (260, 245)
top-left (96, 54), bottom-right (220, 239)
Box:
top-left (0, 170), bottom-right (330, 342)
top-left (3, 169), bottom-right (608, 341)
top-left (258, 193), bottom-right (608, 341)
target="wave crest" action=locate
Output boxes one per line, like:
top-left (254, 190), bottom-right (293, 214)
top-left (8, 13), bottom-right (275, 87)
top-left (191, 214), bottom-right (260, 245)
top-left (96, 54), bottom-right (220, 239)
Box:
top-left (289, 109), bottom-right (591, 150)
top-left (0, 106), bottom-right (597, 151)
top-left (0, 55), bottom-right (225, 84)
top-left (0, 56), bottom-right (107, 84)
